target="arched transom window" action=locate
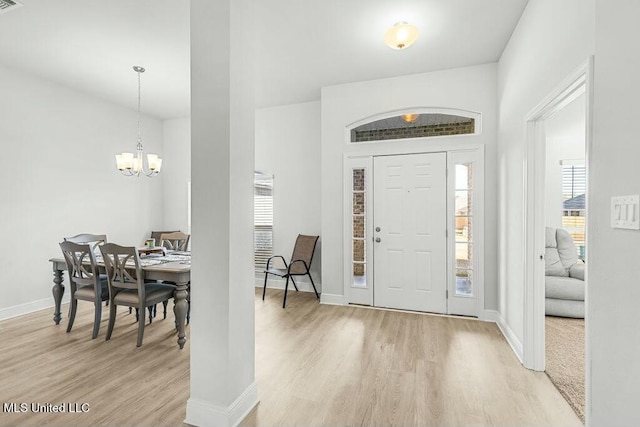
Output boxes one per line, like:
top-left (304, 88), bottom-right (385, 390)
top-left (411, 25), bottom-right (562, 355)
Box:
top-left (350, 112), bottom-right (476, 143)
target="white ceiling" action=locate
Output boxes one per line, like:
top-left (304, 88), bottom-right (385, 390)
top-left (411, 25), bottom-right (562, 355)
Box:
top-left (0, 0), bottom-right (190, 120)
top-left (0, 0), bottom-right (529, 120)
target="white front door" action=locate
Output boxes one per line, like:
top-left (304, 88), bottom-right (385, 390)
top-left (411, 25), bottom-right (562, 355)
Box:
top-left (373, 152), bottom-right (447, 313)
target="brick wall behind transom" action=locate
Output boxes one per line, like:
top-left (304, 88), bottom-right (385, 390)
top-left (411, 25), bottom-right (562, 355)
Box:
top-left (353, 119), bottom-right (474, 142)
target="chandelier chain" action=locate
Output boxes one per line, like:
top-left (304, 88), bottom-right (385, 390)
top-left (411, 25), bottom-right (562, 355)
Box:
top-left (136, 68), bottom-right (142, 149)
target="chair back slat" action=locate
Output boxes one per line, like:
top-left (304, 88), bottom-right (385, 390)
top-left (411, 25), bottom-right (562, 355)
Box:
top-left (59, 241), bottom-right (100, 292)
top-left (100, 243), bottom-right (144, 296)
top-left (160, 231), bottom-right (190, 251)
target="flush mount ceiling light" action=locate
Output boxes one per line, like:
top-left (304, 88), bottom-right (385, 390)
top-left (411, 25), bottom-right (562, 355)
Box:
top-left (115, 66), bottom-right (162, 177)
top-left (384, 21), bottom-right (419, 50)
top-left (402, 113), bottom-right (420, 123)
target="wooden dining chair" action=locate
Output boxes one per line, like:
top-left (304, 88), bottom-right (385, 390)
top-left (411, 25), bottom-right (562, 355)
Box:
top-left (158, 231), bottom-right (191, 322)
top-left (64, 233), bottom-right (107, 251)
top-left (159, 231), bottom-right (190, 251)
top-left (65, 233), bottom-right (109, 306)
top-left (59, 241), bottom-right (109, 339)
top-left (150, 230), bottom-right (179, 246)
top-left (100, 243), bottom-right (176, 347)
top-left (263, 234), bottom-right (320, 308)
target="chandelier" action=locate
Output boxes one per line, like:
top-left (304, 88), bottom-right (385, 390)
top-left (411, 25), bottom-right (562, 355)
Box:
top-left (115, 66), bottom-right (162, 177)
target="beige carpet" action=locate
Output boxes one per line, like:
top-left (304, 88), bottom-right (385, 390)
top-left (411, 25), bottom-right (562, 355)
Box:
top-left (545, 316), bottom-right (585, 423)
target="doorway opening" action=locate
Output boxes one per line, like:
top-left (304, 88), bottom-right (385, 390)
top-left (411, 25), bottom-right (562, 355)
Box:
top-left (522, 58), bottom-right (593, 421)
top-left (543, 93), bottom-right (587, 422)
top-left (343, 107), bottom-right (485, 317)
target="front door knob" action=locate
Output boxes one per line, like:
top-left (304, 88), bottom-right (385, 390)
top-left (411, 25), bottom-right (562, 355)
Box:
top-left (375, 227), bottom-right (381, 232)
top-left (375, 237), bottom-right (381, 243)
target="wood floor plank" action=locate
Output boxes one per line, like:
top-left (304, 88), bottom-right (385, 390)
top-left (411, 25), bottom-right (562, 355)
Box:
top-left (0, 289), bottom-right (581, 426)
top-left (0, 303), bottom-right (189, 427)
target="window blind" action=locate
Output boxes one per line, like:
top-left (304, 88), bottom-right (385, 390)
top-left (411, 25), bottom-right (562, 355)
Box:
top-left (254, 173), bottom-right (273, 271)
top-left (561, 164), bottom-right (586, 258)
top-left (562, 165), bottom-right (586, 201)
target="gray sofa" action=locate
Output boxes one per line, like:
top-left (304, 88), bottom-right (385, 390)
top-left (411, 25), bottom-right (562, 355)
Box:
top-left (545, 227), bottom-right (585, 318)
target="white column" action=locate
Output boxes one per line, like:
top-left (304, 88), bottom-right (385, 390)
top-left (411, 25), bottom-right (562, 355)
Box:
top-left (186, 0), bottom-right (257, 426)
top-left (590, 1), bottom-right (640, 425)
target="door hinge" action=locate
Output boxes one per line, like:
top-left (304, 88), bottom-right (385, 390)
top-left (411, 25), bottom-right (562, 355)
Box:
top-left (446, 229), bottom-right (448, 238)
top-left (446, 289), bottom-right (449, 298)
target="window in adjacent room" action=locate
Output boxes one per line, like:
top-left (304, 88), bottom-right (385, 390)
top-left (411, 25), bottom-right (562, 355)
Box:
top-left (561, 163), bottom-right (586, 259)
top-left (254, 172), bottom-right (273, 272)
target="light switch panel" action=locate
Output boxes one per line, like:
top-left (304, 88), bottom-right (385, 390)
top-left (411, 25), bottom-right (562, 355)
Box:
top-left (611, 195), bottom-right (640, 229)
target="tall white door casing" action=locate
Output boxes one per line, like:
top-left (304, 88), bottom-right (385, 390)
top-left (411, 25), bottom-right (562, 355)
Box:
top-left (373, 152), bottom-right (448, 313)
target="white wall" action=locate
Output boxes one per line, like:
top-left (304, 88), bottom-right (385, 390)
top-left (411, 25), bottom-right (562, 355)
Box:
top-left (589, 1), bottom-right (640, 424)
top-left (255, 101), bottom-right (322, 290)
top-left (544, 94), bottom-right (586, 229)
top-left (321, 63), bottom-right (498, 307)
top-left (0, 63), bottom-right (164, 317)
top-left (496, 0), bottom-right (594, 344)
top-left (163, 117), bottom-right (191, 234)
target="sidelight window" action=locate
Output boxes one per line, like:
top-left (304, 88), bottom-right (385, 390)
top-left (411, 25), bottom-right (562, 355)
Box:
top-left (352, 168), bottom-right (367, 288)
top-left (454, 163), bottom-right (474, 296)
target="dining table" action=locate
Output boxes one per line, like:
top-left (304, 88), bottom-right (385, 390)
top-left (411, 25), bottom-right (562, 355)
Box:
top-left (49, 250), bottom-right (191, 349)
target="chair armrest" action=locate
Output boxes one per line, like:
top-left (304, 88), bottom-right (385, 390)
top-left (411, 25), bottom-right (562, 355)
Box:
top-left (569, 262), bottom-right (585, 281)
top-left (266, 255), bottom-right (287, 270)
top-left (288, 259), bottom-right (310, 274)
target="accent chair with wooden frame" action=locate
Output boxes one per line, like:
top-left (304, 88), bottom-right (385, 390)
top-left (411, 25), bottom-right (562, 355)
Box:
top-left (59, 241), bottom-right (109, 339)
top-left (100, 243), bottom-right (176, 347)
top-left (263, 234), bottom-right (320, 308)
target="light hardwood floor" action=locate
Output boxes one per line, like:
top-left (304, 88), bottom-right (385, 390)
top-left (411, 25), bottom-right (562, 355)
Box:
top-left (0, 289), bottom-right (581, 426)
top-left (0, 301), bottom-right (189, 426)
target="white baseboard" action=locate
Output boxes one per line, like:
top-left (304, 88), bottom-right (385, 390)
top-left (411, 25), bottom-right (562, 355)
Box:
top-left (0, 296), bottom-right (70, 322)
top-left (254, 276), bottom-right (320, 294)
top-left (185, 381), bottom-right (258, 427)
top-left (491, 310), bottom-right (524, 364)
top-left (481, 309), bottom-right (499, 322)
top-left (320, 293), bottom-right (345, 306)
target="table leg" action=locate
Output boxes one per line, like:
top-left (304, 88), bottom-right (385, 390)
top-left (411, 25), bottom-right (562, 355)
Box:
top-left (173, 282), bottom-right (189, 349)
top-left (52, 269), bottom-right (65, 325)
